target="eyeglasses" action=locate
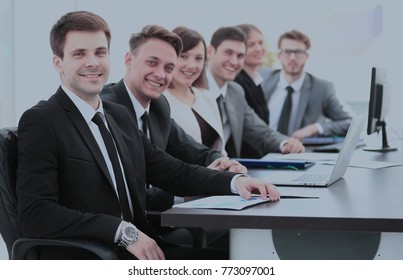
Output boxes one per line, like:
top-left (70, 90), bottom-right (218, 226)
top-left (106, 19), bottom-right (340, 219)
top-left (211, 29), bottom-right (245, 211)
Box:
top-left (280, 49), bottom-right (307, 58)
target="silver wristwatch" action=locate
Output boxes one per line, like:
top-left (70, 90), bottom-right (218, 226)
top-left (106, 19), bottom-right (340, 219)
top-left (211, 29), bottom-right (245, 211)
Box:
top-left (119, 222), bottom-right (138, 248)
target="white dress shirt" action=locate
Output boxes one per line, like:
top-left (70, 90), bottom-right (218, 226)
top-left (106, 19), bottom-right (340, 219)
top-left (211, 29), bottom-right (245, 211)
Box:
top-left (268, 71), bottom-right (323, 134)
top-left (207, 70), bottom-right (232, 144)
top-left (123, 82), bottom-right (150, 137)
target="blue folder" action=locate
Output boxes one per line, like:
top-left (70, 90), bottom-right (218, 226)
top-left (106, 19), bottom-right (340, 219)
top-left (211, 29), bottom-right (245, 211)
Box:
top-left (302, 137), bottom-right (345, 146)
top-left (232, 158), bottom-right (315, 170)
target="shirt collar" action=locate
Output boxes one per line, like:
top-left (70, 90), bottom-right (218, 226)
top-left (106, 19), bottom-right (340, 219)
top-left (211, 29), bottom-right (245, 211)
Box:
top-left (61, 85), bottom-right (104, 124)
top-left (279, 71), bottom-right (306, 92)
top-left (123, 81), bottom-right (150, 120)
top-left (253, 72), bottom-right (264, 86)
top-left (207, 70), bottom-right (228, 99)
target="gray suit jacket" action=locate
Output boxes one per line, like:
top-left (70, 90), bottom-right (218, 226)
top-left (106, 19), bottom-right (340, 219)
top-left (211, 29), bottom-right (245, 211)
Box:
top-left (224, 81), bottom-right (288, 158)
top-left (260, 69), bottom-right (352, 136)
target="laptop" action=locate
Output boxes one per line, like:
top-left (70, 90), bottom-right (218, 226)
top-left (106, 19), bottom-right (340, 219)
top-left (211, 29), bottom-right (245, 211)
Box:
top-left (263, 114), bottom-right (366, 187)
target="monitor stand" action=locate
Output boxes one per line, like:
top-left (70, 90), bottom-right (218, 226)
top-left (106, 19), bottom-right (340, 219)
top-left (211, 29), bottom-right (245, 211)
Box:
top-left (363, 121), bottom-right (397, 152)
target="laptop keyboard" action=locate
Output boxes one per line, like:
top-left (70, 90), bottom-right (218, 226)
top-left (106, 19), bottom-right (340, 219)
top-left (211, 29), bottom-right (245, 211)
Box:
top-left (292, 173), bottom-right (329, 183)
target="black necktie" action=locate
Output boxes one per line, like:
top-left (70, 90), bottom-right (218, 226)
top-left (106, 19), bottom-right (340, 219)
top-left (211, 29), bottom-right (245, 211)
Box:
top-left (141, 111), bottom-right (149, 137)
top-left (277, 86), bottom-right (295, 135)
top-left (92, 112), bottom-right (133, 221)
top-left (216, 95), bottom-right (225, 123)
top-left (140, 111), bottom-right (151, 189)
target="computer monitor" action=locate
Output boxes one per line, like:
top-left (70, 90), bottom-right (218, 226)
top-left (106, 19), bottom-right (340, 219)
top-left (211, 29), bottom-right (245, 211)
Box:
top-left (364, 67), bottom-right (397, 152)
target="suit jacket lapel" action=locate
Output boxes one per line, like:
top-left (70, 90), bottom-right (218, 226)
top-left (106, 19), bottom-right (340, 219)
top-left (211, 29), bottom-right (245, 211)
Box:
top-left (113, 80), bottom-right (138, 118)
top-left (148, 110), bottom-right (164, 148)
top-left (104, 112), bottom-right (143, 214)
top-left (261, 69), bottom-right (281, 101)
top-left (225, 84), bottom-right (243, 156)
top-left (112, 80), bottom-right (162, 147)
top-left (54, 88), bottom-right (115, 189)
top-left (294, 74), bottom-right (312, 130)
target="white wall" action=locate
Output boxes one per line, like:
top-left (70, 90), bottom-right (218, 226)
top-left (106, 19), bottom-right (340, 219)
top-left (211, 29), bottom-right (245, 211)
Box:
top-left (0, 0), bottom-right (14, 127)
top-left (0, 0), bottom-right (402, 260)
top-left (1, 0), bottom-right (401, 129)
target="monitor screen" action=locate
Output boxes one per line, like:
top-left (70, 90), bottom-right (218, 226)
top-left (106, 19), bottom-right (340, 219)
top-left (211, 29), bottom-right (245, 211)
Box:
top-left (366, 67), bottom-right (383, 135)
top-left (364, 67), bottom-right (396, 152)
top-left (367, 67), bottom-right (390, 134)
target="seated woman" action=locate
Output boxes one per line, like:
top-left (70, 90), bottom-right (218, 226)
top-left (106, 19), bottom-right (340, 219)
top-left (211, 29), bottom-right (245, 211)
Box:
top-left (163, 26), bottom-right (226, 155)
top-left (234, 24), bottom-right (271, 158)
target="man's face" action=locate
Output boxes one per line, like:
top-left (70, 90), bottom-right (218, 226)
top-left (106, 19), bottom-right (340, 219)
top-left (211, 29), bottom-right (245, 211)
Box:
top-left (53, 31), bottom-right (110, 101)
top-left (207, 40), bottom-right (246, 88)
top-left (124, 38), bottom-right (177, 107)
top-left (278, 38), bottom-right (308, 78)
top-left (244, 30), bottom-right (265, 69)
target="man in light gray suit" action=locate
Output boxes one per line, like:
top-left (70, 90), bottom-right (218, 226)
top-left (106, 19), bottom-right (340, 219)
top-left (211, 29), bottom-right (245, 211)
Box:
top-left (206, 26), bottom-right (304, 158)
top-left (260, 30), bottom-right (351, 140)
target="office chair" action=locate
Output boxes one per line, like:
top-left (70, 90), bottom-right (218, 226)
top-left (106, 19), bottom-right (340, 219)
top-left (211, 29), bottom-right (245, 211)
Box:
top-left (0, 127), bottom-right (118, 259)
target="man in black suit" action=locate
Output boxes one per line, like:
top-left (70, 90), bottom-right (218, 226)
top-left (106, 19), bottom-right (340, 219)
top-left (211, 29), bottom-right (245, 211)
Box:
top-left (101, 25), bottom-right (246, 213)
top-left (16, 11), bottom-right (279, 260)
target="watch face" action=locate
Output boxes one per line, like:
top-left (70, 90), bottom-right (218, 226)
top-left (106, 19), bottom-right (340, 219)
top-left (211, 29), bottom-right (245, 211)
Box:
top-left (125, 226), bottom-right (137, 239)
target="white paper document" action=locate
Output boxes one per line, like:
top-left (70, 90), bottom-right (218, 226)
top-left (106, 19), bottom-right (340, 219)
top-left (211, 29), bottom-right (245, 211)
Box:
top-left (265, 152), bottom-right (339, 161)
top-left (323, 159), bottom-right (403, 169)
top-left (173, 195), bottom-right (270, 210)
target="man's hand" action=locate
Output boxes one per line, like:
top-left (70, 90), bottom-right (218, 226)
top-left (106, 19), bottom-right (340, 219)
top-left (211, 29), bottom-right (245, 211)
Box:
top-left (291, 124), bottom-right (319, 140)
top-left (207, 157), bottom-right (247, 174)
top-left (281, 137), bottom-right (305, 154)
top-left (234, 176), bottom-right (280, 201)
top-left (125, 229), bottom-right (165, 260)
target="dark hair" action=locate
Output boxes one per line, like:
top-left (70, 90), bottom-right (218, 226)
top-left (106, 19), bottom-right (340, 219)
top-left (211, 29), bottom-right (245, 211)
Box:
top-left (210, 26), bottom-right (247, 50)
top-left (129, 25), bottom-right (183, 56)
top-left (50, 11), bottom-right (111, 59)
top-left (236, 24), bottom-right (263, 38)
top-left (172, 26), bottom-right (208, 89)
top-left (278, 29), bottom-right (311, 50)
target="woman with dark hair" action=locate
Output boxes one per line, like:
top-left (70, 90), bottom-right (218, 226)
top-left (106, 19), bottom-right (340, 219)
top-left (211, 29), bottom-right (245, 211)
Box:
top-left (163, 26), bottom-right (226, 154)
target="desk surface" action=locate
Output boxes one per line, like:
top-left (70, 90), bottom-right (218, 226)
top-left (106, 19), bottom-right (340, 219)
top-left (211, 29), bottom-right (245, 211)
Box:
top-left (162, 137), bottom-right (403, 233)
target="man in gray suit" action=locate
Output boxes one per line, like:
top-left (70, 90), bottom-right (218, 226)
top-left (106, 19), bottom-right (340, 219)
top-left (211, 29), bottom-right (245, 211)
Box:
top-left (260, 30), bottom-right (351, 140)
top-left (206, 26), bottom-right (305, 158)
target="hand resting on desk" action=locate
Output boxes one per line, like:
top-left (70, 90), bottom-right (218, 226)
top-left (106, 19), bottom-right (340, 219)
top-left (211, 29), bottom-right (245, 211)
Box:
top-left (235, 177), bottom-right (280, 202)
top-left (291, 124), bottom-right (319, 140)
top-left (207, 156), bottom-right (248, 174)
top-left (281, 137), bottom-right (305, 154)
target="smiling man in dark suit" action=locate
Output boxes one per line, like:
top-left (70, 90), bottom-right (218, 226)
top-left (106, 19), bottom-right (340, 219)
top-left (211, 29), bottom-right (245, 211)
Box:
top-left (16, 11), bottom-right (279, 260)
top-left (101, 25), bottom-right (246, 214)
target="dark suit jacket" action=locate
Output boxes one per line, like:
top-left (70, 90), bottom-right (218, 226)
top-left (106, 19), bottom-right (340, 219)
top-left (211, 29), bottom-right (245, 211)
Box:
top-left (235, 69), bottom-right (269, 124)
top-left (100, 80), bottom-right (222, 165)
top-left (260, 69), bottom-right (352, 136)
top-left (235, 69), bottom-right (270, 158)
top-left (16, 87), bottom-right (234, 251)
